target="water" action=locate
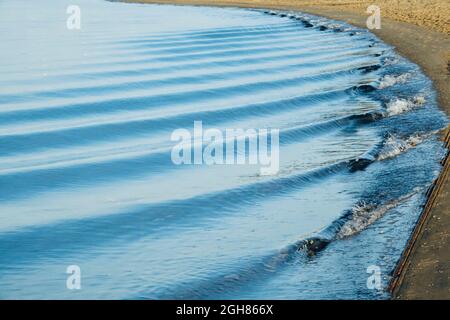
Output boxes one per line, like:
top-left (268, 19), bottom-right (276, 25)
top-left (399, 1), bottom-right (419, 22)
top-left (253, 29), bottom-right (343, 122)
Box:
top-left (0, 0), bottom-right (447, 299)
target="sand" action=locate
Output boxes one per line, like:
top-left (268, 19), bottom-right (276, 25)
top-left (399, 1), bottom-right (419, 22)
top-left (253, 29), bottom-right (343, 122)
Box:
top-left (124, 0), bottom-right (450, 299)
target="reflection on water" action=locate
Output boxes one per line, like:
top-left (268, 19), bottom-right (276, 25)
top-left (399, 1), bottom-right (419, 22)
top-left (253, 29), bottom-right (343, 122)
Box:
top-left (0, 0), bottom-right (447, 299)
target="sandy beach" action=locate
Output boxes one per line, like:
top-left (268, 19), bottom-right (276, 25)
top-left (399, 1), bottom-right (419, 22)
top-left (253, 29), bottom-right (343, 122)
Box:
top-left (126, 0), bottom-right (450, 299)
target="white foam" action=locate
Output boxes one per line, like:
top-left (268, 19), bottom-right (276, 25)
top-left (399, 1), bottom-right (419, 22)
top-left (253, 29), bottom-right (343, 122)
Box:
top-left (377, 132), bottom-right (432, 161)
top-left (378, 73), bottom-right (410, 89)
top-left (382, 57), bottom-right (398, 66)
top-left (385, 95), bottom-right (425, 116)
top-left (336, 192), bottom-right (419, 239)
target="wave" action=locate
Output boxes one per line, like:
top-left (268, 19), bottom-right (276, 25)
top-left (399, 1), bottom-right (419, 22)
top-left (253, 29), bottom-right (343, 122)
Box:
top-left (143, 187), bottom-right (423, 298)
top-left (0, 54), bottom-right (377, 117)
top-left (118, 23), bottom-right (296, 43)
top-left (5, 44), bottom-right (379, 93)
top-left (145, 182), bottom-right (427, 299)
top-left (142, 242), bottom-right (302, 299)
top-left (335, 191), bottom-right (420, 239)
top-left (0, 47), bottom-right (377, 118)
top-left (122, 27), bottom-right (338, 53)
top-left (376, 132), bottom-right (436, 161)
top-left (0, 47), bottom-right (378, 101)
top-left (0, 160), bottom-right (349, 267)
top-left (0, 115), bottom-right (357, 200)
top-left (348, 128), bottom-right (440, 173)
top-left (298, 190), bottom-right (422, 256)
top-left (385, 96), bottom-right (426, 116)
top-left (378, 73), bottom-right (411, 89)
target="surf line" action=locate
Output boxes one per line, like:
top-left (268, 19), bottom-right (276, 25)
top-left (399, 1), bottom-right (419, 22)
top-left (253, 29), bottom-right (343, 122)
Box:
top-left (170, 120), bottom-right (280, 175)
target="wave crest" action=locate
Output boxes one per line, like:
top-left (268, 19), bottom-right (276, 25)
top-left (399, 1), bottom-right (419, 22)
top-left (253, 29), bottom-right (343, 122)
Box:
top-left (377, 132), bottom-right (434, 161)
top-left (378, 73), bottom-right (411, 89)
top-left (385, 96), bottom-right (425, 116)
top-left (336, 191), bottom-right (419, 239)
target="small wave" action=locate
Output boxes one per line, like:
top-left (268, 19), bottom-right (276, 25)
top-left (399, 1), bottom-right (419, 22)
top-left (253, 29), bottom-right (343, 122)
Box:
top-left (357, 64), bottom-right (381, 73)
top-left (378, 73), bottom-right (411, 89)
top-left (348, 130), bottom-right (436, 172)
top-left (385, 96), bottom-right (426, 116)
top-left (297, 189), bottom-right (422, 255)
top-left (351, 84), bottom-right (378, 93)
top-left (267, 10), bottom-right (365, 37)
top-left (154, 177), bottom-right (418, 298)
top-left (376, 132), bottom-right (434, 161)
top-left (336, 191), bottom-right (419, 239)
top-left (349, 95), bottom-right (425, 121)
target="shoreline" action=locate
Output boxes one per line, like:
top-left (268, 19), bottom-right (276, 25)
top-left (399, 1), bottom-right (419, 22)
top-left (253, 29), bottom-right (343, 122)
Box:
top-left (124, 0), bottom-right (450, 299)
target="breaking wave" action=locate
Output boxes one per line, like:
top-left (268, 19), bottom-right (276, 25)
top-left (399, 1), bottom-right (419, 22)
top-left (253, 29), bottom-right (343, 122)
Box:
top-left (385, 96), bottom-right (426, 116)
top-left (377, 132), bottom-right (437, 161)
top-left (378, 73), bottom-right (411, 89)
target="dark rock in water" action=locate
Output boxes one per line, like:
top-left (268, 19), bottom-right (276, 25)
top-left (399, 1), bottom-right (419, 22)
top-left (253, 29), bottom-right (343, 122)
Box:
top-left (263, 11), bottom-right (270, 14)
top-left (299, 237), bottom-right (331, 256)
top-left (279, 14), bottom-right (287, 18)
top-left (333, 28), bottom-right (344, 32)
top-left (357, 64), bottom-right (381, 73)
top-left (269, 12), bottom-right (277, 16)
top-left (289, 15), bottom-right (297, 20)
top-left (302, 21), bottom-right (313, 28)
top-left (349, 32), bottom-right (356, 36)
top-left (348, 158), bottom-right (373, 172)
top-left (318, 25), bottom-right (328, 31)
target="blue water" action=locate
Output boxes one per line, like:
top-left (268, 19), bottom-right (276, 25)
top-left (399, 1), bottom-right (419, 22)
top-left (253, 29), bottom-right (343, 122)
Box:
top-left (0, 0), bottom-right (447, 299)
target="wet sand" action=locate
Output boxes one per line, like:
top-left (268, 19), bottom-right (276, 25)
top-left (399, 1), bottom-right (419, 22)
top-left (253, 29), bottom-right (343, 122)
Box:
top-left (124, 0), bottom-right (450, 299)
top-left (390, 128), bottom-right (450, 299)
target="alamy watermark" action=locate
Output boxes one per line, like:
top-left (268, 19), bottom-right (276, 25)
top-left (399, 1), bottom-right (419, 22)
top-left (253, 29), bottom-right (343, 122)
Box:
top-left (170, 121), bottom-right (280, 175)
top-left (66, 5), bottom-right (81, 30)
top-left (366, 265), bottom-right (382, 290)
top-left (366, 5), bottom-right (381, 30)
top-left (66, 265), bottom-right (81, 290)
